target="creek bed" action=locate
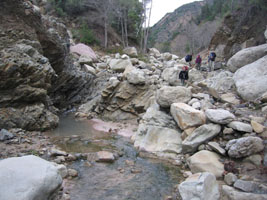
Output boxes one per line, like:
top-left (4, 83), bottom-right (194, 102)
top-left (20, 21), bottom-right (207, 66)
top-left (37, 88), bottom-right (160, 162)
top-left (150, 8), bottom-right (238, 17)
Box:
top-left (49, 114), bottom-right (183, 200)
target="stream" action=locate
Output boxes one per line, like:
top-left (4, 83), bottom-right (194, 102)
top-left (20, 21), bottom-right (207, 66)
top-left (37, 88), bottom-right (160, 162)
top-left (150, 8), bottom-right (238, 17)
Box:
top-left (49, 114), bottom-right (183, 200)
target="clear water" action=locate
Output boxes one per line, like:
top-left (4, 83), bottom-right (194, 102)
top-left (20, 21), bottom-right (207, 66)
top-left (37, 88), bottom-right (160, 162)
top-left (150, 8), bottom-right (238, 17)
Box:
top-left (50, 114), bottom-right (183, 200)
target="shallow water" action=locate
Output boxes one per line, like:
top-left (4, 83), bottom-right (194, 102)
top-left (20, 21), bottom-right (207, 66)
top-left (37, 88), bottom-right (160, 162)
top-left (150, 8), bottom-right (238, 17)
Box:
top-left (50, 114), bottom-right (183, 200)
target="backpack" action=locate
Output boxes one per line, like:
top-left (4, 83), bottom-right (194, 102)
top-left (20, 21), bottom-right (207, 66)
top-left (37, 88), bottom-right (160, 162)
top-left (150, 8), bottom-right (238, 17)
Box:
top-left (185, 55), bottom-right (192, 62)
top-left (210, 52), bottom-right (216, 61)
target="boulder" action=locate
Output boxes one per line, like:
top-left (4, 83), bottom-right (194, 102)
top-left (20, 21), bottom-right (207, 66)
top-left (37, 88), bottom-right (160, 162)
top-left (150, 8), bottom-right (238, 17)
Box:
top-left (187, 150), bottom-right (224, 178)
top-left (222, 185), bottom-right (267, 200)
top-left (70, 43), bottom-right (97, 60)
top-left (78, 55), bottom-right (93, 65)
top-left (228, 121), bottom-right (253, 133)
top-left (156, 86), bottom-right (191, 108)
top-left (96, 151), bottom-right (115, 163)
top-left (234, 179), bottom-right (267, 194)
top-left (243, 154), bottom-right (263, 166)
top-left (109, 59), bottom-right (133, 73)
top-left (205, 109), bottom-right (235, 124)
top-left (171, 103), bottom-right (206, 130)
top-left (0, 155), bottom-right (62, 200)
top-left (149, 48), bottom-right (161, 58)
top-left (178, 173), bottom-right (220, 200)
top-left (226, 136), bottom-right (264, 158)
top-left (162, 52), bottom-right (173, 61)
top-left (260, 91), bottom-right (267, 103)
top-left (161, 67), bottom-right (180, 86)
top-left (182, 124), bottom-right (221, 153)
top-left (208, 141), bottom-right (226, 155)
top-left (233, 55), bottom-right (267, 101)
top-left (83, 64), bottom-right (96, 75)
top-left (126, 68), bottom-right (146, 85)
top-left (227, 44), bottom-right (267, 72)
top-left (188, 68), bottom-right (205, 84)
top-left (0, 129), bottom-right (14, 141)
top-left (123, 47), bottom-right (138, 57)
top-left (221, 93), bottom-right (240, 105)
top-left (251, 120), bottom-right (265, 134)
top-left (224, 173), bottom-right (238, 186)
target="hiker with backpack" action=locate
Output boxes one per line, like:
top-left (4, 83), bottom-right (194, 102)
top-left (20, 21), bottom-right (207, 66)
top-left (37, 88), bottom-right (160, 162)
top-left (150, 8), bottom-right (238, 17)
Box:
top-left (185, 54), bottom-right (192, 67)
top-left (195, 55), bottom-right (202, 70)
top-left (179, 66), bottom-right (189, 86)
top-left (208, 52), bottom-right (216, 72)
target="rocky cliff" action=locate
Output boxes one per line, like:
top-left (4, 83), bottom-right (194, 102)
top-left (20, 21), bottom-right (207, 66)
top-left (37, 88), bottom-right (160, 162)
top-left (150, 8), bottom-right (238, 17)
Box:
top-left (0, 0), bottom-right (94, 131)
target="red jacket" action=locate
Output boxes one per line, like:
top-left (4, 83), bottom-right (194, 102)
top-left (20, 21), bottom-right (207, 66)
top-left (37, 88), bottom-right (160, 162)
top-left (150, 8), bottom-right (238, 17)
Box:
top-left (196, 56), bottom-right (202, 64)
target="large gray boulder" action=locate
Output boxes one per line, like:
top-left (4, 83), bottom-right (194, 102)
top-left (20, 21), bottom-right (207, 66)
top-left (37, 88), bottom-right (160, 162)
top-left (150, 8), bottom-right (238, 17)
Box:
top-left (227, 44), bottom-right (267, 72)
top-left (161, 67), bottom-right (180, 86)
top-left (182, 124), bottom-right (221, 153)
top-left (126, 68), bottom-right (146, 85)
top-left (233, 55), bottom-right (267, 101)
top-left (187, 150), bottom-right (224, 178)
top-left (179, 173), bottom-right (220, 200)
top-left (123, 47), bottom-right (138, 57)
top-left (171, 103), bottom-right (206, 130)
top-left (0, 155), bottom-right (62, 200)
top-left (109, 58), bottom-right (133, 72)
top-left (188, 68), bottom-right (205, 84)
top-left (156, 86), bottom-right (191, 108)
top-left (226, 136), bottom-right (264, 158)
top-left (205, 109), bottom-right (235, 124)
top-left (222, 185), bottom-right (267, 200)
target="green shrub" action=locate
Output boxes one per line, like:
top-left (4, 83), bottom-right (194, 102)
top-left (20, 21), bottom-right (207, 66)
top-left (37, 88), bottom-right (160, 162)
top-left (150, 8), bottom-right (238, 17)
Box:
top-left (73, 23), bottom-right (99, 45)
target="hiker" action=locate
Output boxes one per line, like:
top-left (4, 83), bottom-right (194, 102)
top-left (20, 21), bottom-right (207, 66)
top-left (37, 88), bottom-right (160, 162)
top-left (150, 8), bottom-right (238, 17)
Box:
top-left (179, 66), bottom-right (189, 86)
top-left (208, 51), bottom-right (216, 72)
top-left (195, 55), bottom-right (202, 70)
top-left (185, 54), bottom-right (192, 67)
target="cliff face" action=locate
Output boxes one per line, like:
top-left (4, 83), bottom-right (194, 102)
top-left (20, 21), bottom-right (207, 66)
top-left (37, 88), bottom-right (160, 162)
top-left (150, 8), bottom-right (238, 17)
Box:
top-left (210, 5), bottom-right (267, 60)
top-left (0, 0), bottom-right (94, 131)
top-left (149, 1), bottom-right (220, 57)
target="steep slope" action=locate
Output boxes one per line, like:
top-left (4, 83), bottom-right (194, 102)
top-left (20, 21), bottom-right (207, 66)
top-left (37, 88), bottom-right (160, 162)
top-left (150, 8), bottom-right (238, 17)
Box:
top-left (149, 1), bottom-right (220, 56)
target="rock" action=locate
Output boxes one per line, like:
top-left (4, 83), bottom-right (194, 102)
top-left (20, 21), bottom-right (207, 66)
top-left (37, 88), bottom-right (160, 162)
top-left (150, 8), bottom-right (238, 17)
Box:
top-left (0, 155), bottom-right (62, 200)
top-left (123, 47), bottom-right (138, 57)
top-left (182, 124), bottom-right (221, 153)
top-left (70, 43), bottom-right (97, 60)
top-left (188, 68), bottom-right (205, 84)
top-left (0, 129), bottom-right (14, 141)
top-left (227, 44), bottom-right (267, 72)
top-left (68, 169), bottom-right (78, 177)
top-left (83, 64), bottom-right (96, 75)
top-left (134, 124), bottom-right (182, 154)
top-left (187, 150), bottom-right (224, 178)
top-left (149, 48), bottom-right (161, 58)
top-left (221, 93), bottom-right (240, 105)
top-left (226, 136), bottom-right (264, 158)
top-left (96, 62), bottom-right (107, 70)
top-left (265, 26), bottom-right (267, 40)
top-left (126, 68), bottom-right (146, 85)
top-left (233, 55), bottom-right (267, 101)
top-left (55, 164), bottom-right (68, 178)
top-left (96, 151), bottom-right (115, 163)
top-left (251, 120), bottom-right (265, 134)
top-left (205, 109), bottom-right (235, 124)
top-left (192, 102), bottom-right (201, 110)
top-left (208, 141), bottom-right (226, 155)
top-left (228, 121), bottom-right (253, 133)
top-left (260, 91), bottom-right (267, 103)
top-left (178, 172), bottom-right (220, 200)
top-left (156, 86), bottom-right (191, 108)
top-left (161, 67), bottom-right (180, 86)
top-left (109, 58), bottom-right (133, 73)
top-left (243, 154), bottom-right (263, 166)
top-left (49, 148), bottom-right (68, 156)
top-left (234, 179), bottom-right (267, 194)
top-left (162, 52), bottom-right (173, 61)
top-left (78, 55), bottom-right (93, 65)
top-left (223, 127), bottom-right (234, 135)
top-left (222, 185), bottom-right (267, 200)
top-left (171, 103), bottom-right (206, 130)
top-left (224, 173), bottom-right (238, 186)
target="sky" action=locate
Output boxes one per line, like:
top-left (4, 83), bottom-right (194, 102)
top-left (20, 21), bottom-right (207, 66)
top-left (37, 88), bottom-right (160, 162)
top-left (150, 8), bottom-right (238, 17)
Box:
top-left (149, 0), bottom-right (202, 26)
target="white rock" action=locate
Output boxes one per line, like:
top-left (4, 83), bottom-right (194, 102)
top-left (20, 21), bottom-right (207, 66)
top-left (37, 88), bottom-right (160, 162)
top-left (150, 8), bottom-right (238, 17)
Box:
top-left (187, 150), bottom-right (224, 178)
top-left (109, 59), bottom-right (133, 73)
top-left (126, 68), bottom-right (146, 85)
top-left (78, 55), bottom-right (93, 65)
top-left (171, 103), bottom-right (206, 130)
top-left (84, 64), bottom-right (96, 75)
top-left (179, 172), bottom-right (220, 200)
top-left (0, 155), bottom-right (62, 200)
top-left (123, 47), bottom-right (138, 57)
top-left (233, 55), bottom-right (267, 101)
top-left (205, 109), bottom-right (235, 124)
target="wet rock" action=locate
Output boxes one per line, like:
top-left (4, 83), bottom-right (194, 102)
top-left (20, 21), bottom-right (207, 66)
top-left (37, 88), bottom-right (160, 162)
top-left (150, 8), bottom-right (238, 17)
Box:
top-left (234, 179), bottom-right (267, 194)
top-left (123, 47), bottom-right (138, 57)
top-left (0, 129), bottom-right (14, 141)
top-left (126, 68), bottom-right (146, 85)
top-left (227, 44), bottom-right (267, 73)
top-left (0, 155), bottom-right (62, 200)
top-left (178, 172), bottom-right (220, 200)
top-left (96, 151), bottom-right (115, 163)
top-left (156, 86), bottom-right (192, 108)
top-left (228, 121), bottom-right (253, 133)
top-left (171, 103), bottom-right (206, 130)
top-left (208, 141), bottom-right (226, 156)
top-left (187, 150), bottom-right (224, 178)
top-left (224, 173), bottom-right (238, 186)
top-left (205, 109), bottom-right (235, 124)
top-left (68, 169), bottom-right (78, 177)
top-left (182, 124), bottom-right (221, 153)
top-left (222, 185), bottom-right (267, 200)
top-left (233, 55), bottom-right (267, 101)
top-left (226, 136), bottom-right (264, 158)
top-left (251, 120), bottom-right (265, 134)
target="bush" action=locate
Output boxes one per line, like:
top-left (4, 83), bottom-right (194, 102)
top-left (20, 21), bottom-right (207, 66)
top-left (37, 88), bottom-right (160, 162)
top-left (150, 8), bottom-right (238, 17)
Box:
top-left (73, 23), bottom-right (99, 45)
